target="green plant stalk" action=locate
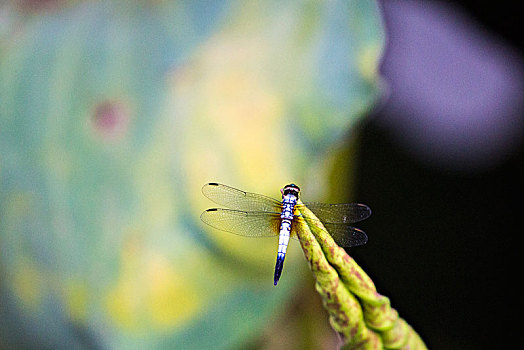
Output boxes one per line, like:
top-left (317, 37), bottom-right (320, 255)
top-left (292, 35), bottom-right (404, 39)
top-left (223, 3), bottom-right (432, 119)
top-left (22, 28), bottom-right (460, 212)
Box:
top-left (296, 202), bottom-right (427, 350)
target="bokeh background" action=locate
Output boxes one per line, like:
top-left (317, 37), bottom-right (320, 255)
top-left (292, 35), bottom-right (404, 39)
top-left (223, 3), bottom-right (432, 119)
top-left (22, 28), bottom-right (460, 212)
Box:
top-left (0, 1), bottom-right (383, 349)
top-left (353, 1), bottom-right (523, 349)
top-left (1, 0), bottom-right (522, 349)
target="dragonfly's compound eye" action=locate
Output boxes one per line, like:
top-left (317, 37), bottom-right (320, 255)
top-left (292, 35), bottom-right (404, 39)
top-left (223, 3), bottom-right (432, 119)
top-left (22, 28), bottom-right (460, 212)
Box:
top-left (282, 184), bottom-right (301, 197)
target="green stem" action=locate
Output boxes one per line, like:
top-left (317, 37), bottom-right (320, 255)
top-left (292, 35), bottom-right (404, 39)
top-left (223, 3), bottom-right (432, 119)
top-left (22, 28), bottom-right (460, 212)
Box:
top-left (296, 202), bottom-right (427, 350)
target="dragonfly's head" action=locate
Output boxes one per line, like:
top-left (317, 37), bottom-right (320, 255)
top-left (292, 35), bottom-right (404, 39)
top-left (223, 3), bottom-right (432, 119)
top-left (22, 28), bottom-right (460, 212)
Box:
top-left (281, 183), bottom-right (301, 198)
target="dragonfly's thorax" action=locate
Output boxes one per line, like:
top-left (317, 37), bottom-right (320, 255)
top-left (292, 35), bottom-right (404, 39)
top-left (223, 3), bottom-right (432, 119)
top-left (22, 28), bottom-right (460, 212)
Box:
top-left (281, 193), bottom-right (297, 220)
top-left (280, 184), bottom-right (300, 220)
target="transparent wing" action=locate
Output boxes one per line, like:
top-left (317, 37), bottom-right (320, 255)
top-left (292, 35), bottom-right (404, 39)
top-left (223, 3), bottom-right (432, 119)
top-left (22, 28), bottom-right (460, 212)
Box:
top-left (300, 202), bottom-right (371, 224)
top-left (292, 215), bottom-right (368, 248)
top-left (201, 208), bottom-right (281, 237)
top-left (202, 183), bottom-right (282, 212)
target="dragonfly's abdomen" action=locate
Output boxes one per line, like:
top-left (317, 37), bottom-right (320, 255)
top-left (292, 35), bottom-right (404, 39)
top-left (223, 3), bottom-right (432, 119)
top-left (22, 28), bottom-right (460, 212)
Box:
top-left (278, 219), bottom-right (292, 257)
top-left (274, 194), bottom-right (297, 285)
top-left (279, 196), bottom-right (296, 256)
top-left (274, 219), bottom-right (292, 285)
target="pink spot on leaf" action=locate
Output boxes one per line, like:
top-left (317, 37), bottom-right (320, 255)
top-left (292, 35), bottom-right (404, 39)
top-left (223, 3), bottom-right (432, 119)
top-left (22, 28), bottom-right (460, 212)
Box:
top-left (92, 100), bottom-right (129, 140)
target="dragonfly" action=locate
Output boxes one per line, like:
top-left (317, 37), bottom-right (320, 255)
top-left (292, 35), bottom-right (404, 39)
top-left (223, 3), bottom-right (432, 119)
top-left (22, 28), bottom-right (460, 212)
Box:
top-left (200, 183), bottom-right (371, 286)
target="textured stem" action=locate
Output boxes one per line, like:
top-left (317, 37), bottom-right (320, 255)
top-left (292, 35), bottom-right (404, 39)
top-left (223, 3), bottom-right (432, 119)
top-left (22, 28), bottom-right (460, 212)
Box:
top-left (296, 202), bottom-right (427, 350)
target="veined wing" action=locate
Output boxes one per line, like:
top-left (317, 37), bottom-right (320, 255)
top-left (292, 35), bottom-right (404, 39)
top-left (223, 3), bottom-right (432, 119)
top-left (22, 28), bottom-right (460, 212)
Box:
top-left (201, 208), bottom-right (281, 237)
top-left (202, 183), bottom-right (282, 212)
top-left (292, 215), bottom-right (368, 248)
top-left (299, 202), bottom-right (371, 224)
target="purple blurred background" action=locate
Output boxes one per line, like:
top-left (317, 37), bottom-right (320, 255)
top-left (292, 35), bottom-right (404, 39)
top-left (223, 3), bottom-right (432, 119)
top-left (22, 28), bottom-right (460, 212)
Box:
top-left (378, 0), bottom-right (523, 173)
top-left (354, 0), bottom-right (522, 348)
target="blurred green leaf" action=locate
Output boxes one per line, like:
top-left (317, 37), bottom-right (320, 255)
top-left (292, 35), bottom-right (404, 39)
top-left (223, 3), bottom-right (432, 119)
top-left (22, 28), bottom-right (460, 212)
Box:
top-left (1, 0), bottom-right (384, 348)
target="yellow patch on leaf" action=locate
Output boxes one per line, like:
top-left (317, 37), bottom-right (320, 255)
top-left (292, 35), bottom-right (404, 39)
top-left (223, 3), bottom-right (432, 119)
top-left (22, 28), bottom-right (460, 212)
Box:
top-left (12, 261), bottom-right (44, 310)
top-left (357, 42), bottom-right (382, 82)
top-left (64, 281), bottom-right (89, 322)
top-left (145, 254), bottom-right (200, 328)
top-left (104, 237), bottom-right (203, 331)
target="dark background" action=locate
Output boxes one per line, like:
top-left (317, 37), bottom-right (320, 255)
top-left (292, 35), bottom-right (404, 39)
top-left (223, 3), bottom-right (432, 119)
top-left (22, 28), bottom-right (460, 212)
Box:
top-left (354, 1), bottom-right (522, 348)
